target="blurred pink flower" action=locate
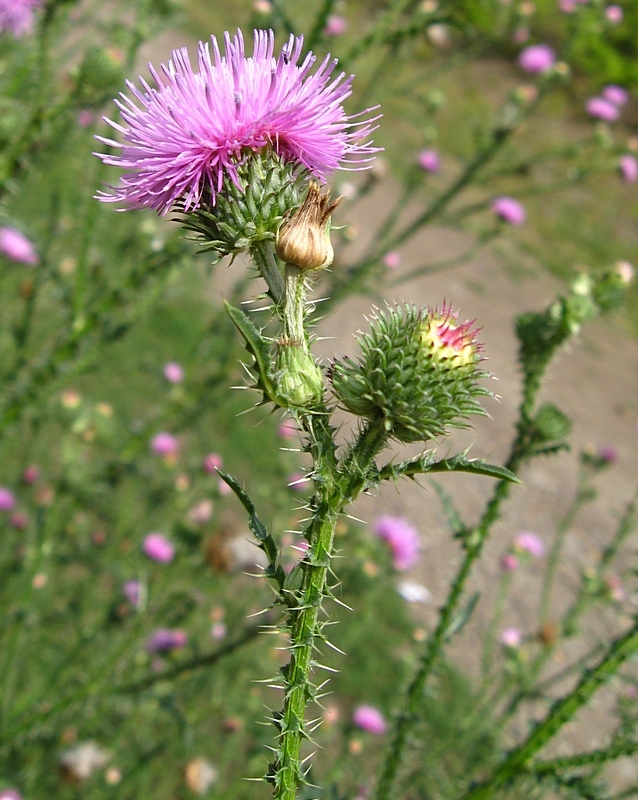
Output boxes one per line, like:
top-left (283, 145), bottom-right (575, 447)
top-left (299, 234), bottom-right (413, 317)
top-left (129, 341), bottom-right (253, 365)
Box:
top-left (187, 499), bottom-right (214, 525)
top-left (598, 444), bottom-right (618, 463)
top-left (203, 452), bottom-right (223, 473)
top-left (9, 512), bottom-right (28, 530)
top-left (211, 622), bottom-right (227, 640)
top-left (147, 628), bottom-right (188, 652)
top-left (163, 362), bottom-right (184, 383)
top-left (602, 85), bottom-right (629, 107)
top-left (22, 465), bottom-right (39, 484)
top-left (0, 0), bottom-right (42, 37)
top-left (77, 109), bottom-right (95, 127)
top-left (122, 579), bottom-right (141, 606)
top-left (150, 432), bottom-right (179, 457)
top-left (559, 0), bottom-right (577, 11)
top-left (500, 553), bottom-right (519, 572)
top-left (417, 148), bottom-right (441, 172)
top-left (374, 515), bottom-right (420, 570)
top-left (353, 704), bottom-right (387, 735)
top-left (324, 14), bottom-right (347, 36)
top-left (277, 418), bottom-right (298, 439)
top-left (501, 627), bottom-right (522, 648)
top-left (0, 227), bottom-right (39, 265)
top-left (383, 251), bottom-right (401, 270)
top-left (492, 196), bottom-right (526, 225)
top-left (586, 96), bottom-right (620, 122)
top-left (0, 789), bottom-right (22, 800)
top-left (605, 5), bottom-right (623, 22)
top-left (288, 472), bottom-right (311, 492)
top-left (0, 488), bottom-right (16, 511)
top-left (514, 531), bottom-right (545, 558)
top-left (619, 155), bottom-right (638, 184)
top-left (518, 43), bottom-right (555, 73)
top-left (143, 533), bottom-right (175, 563)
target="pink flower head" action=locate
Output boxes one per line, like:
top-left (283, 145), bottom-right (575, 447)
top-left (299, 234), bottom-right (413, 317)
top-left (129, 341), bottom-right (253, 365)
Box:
top-left (0, 227), bottom-right (39, 265)
top-left (324, 14), bottom-right (347, 36)
top-left (603, 85), bottom-right (629, 107)
top-left (383, 250), bottom-right (401, 270)
top-left (500, 553), bottom-right (519, 572)
top-left (150, 432), bottom-right (179, 457)
top-left (619, 155), bottom-right (638, 184)
top-left (203, 452), bottom-right (223, 473)
top-left (143, 532), bottom-right (175, 563)
top-left (518, 44), bottom-right (555, 74)
top-left (163, 362), bottom-right (184, 383)
top-left (123, 579), bottom-right (141, 606)
top-left (559, 0), bottom-right (577, 11)
top-left (0, 790), bottom-right (22, 800)
top-left (96, 29), bottom-right (380, 214)
top-left (417, 148), bottom-right (441, 172)
top-left (501, 627), bottom-right (522, 648)
top-left (22, 465), bottom-right (39, 484)
top-left (0, 0), bottom-right (42, 37)
top-left (492, 196), bottom-right (526, 225)
top-left (605, 5), bottom-right (623, 22)
top-left (352, 704), bottom-right (387, 735)
top-left (374, 515), bottom-right (420, 570)
top-left (514, 531), bottom-right (545, 558)
top-left (0, 487), bottom-right (16, 511)
top-left (146, 628), bottom-right (188, 652)
top-left (586, 96), bottom-right (620, 122)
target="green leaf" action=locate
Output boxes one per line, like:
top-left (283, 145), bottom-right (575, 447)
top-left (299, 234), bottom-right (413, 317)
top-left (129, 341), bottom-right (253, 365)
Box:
top-left (216, 469), bottom-right (285, 590)
top-left (224, 301), bottom-right (280, 405)
top-left (378, 452), bottom-right (520, 484)
top-left (430, 480), bottom-right (468, 538)
top-left (444, 592), bottom-right (480, 640)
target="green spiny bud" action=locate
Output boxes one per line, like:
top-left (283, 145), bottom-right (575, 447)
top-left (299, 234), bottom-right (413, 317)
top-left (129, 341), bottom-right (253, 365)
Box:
top-left (178, 151), bottom-right (308, 263)
top-left (274, 339), bottom-right (324, 408)
top-left (329, 304), bottom-right (491, 443)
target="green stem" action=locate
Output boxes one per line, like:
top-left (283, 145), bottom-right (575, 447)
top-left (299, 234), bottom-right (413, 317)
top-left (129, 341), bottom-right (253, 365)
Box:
top-left (459, 619), bottom-right (638, 800)
top-left (272, 418), bottom-right (387, 799)
top-left (253, 241), bottom-right (285, 309)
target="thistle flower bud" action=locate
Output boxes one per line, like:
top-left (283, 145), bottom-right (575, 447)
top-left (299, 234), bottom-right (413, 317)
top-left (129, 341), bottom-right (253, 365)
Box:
top-left (274, 339), bottom-right (324, 407)
top-left (329, 304), bottom-right (491, 443)
top-left (276, 182), bottom-right (341, 270)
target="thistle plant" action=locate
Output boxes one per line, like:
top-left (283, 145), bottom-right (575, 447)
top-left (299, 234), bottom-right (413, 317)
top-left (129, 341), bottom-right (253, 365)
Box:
top-left (94, 28), bottom-right (517, 799)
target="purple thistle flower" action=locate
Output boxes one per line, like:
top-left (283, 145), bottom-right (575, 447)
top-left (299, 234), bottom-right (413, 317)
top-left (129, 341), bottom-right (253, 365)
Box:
top-left (96, 29), bottom-right (380, 214)
top-left (163, 362), bottom-right (184, 383)
top-left (417, 149), bottom-right (441, 173)
top-left (501, 627), bottom-right (522, 648)
top-left (0, 0), bottom-right (42, 37)
top-left (619, 155), bottom-right (638, 184)
top-left (0, 227), bottom-right (39, 265)
top-left (142, 533), bottom-right (175, 563)
top-left (492, 196), bottom-right (526, 225)
top-left (374, 515), bottom-right (420, 571)
top-left (0, 789), bottom-right (22, 800)
top-left (352, 704), bottom-right (387, 735)
top-left (146, 628), bottom-right (188, 653)
top-left (602, 85), bottom-right (629, 107)
top-left (0, 487), bottom-right (16, 512)
top-left (514, 531), bottom-right (545, 558)
top-left (518, 44), bottom-right (555, 74)
top-left (586, 96), bottom-right (620, 122)
top-left (150, 431), bottom-right (179, 457)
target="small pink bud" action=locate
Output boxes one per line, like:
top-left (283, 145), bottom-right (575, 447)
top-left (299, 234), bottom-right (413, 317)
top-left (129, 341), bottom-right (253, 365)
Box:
top-left (383, 251), bottom-right (401, 270)
top-left (22, 465), bottom-right (39, 484)
top-left (518, 44), bottom-right (555, 73)
top-left (353, 704), bottom-right (387, 735)
top-left (150, 432), bottom-right (179, 457)
top-left (324, 14), bottom-right (347, 36)
top-left (492, 196), bottom-right (526, 225)
top-left (417, 149), bottom-right (441, 172)
top-left (619, 154), bottom-right (638, 184)
top-left (500, 553), bottom-right (519, 572)
top-left (203, 453), bottom-right (223, 473)
top-left (0, 227), bottom-right (39, 265)
top-left (0, 488), bottom-right (17, 511)
top-left (142, 533), bottom-right (175, 563)
top-left (514, 531), bottom-right (545, 558)
top-left (163, 362), bottom-right (184, 383)
top-left (586, 96), bottom-right (620, 122)
top-left (501, 627), bottom-right (522, 648)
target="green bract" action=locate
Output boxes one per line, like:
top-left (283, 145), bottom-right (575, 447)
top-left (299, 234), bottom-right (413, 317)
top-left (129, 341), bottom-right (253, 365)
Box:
top-left (329, 304), bottom-right (492, 443)
top-left (177, 152), bottom-right (308, 263)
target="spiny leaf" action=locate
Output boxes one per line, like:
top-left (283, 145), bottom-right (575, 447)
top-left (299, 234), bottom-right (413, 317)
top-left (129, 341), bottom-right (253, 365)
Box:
top-left (216, 469), bottom-right (286, 591)
top-left (377, 452), bottom-right (521, 484)
top-left (224, 301), bottom-right (280, 405)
